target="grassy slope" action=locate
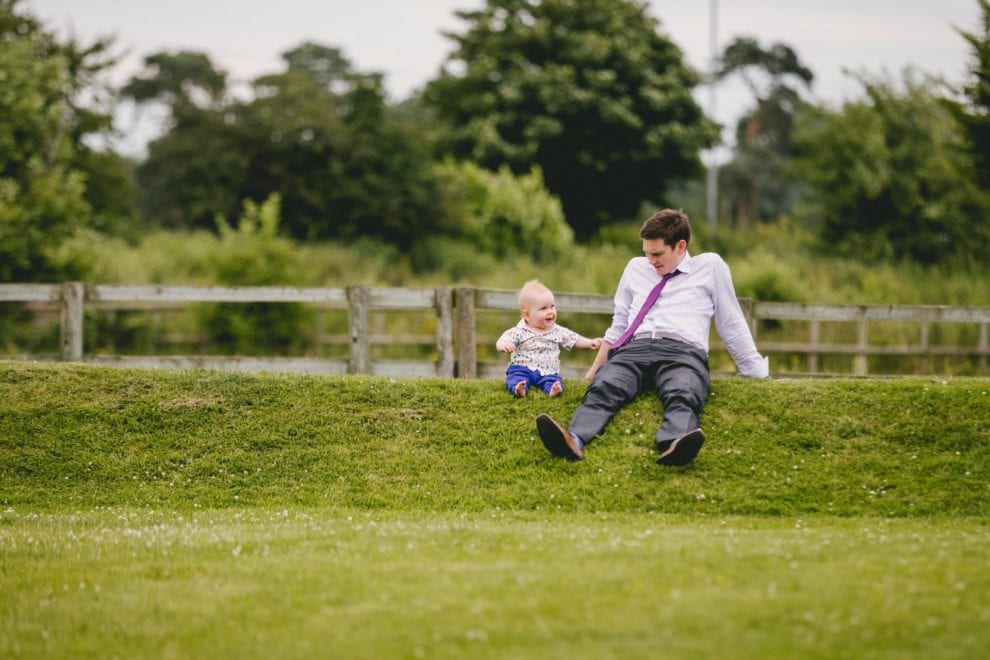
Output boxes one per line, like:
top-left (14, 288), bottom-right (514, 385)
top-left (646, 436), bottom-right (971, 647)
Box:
top-left (2, 362), bottom-right (989, 659)
top-left (1, 361), bottom-right (987, 516)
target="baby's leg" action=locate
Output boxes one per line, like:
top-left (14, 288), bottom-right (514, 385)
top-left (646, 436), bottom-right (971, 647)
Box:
top-left (538, 373), bottom-right (564, 397)
top-left (505, 364), bottom-right (535, 397)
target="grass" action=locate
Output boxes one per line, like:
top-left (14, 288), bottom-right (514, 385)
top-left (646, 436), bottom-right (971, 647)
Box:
top-left (1, 361), bottom-right (989, 658)
top-left (3, 509), bottom-right (987, 659)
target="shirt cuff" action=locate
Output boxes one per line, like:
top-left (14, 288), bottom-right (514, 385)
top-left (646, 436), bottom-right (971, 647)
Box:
top-left (739, 355), bottom-right (770, 378)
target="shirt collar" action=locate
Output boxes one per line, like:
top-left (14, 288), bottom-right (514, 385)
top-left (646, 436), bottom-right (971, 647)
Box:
top-left (673, 251), bottom-right (694, 274)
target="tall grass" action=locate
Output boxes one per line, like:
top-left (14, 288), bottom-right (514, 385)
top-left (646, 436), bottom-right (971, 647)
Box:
top-left (11, 224), bottom-right (989, 373)
top-left (60, 222), bottom-right (990, 306)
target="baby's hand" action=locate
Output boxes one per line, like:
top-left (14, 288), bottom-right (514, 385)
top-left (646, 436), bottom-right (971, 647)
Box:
top-left (589, 337), bottom-right (602, 350)
top-left (496, 340), bottom-right (516, 353)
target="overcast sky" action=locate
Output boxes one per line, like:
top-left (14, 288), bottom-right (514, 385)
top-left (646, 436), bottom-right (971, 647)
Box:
top-left (27, 0), bottom-right (980, 157)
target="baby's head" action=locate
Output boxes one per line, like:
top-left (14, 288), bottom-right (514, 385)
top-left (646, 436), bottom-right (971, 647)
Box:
top-left (518, 279), bottom-right (557, 331)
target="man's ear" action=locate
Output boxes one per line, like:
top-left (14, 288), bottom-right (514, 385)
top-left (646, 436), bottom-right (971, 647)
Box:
top-left (676, 239), bottom-right (688, 254)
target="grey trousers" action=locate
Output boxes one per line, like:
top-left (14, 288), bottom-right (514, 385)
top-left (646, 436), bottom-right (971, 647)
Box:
top-left (569, 338), bottom-right (710, 448)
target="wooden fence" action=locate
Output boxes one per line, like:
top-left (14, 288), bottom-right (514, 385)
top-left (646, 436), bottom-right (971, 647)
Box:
top-left (2, 282), bottom-right (989, 377)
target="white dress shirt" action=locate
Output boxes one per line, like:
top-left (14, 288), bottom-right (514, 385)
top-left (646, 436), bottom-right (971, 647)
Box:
top-left (604, 252), bottom-right (769, 377)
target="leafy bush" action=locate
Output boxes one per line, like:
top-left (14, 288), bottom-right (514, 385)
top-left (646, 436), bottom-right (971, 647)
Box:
top-left (731, 253), bottom-right (806, 303)
top-left (791, 71), bottom-right (990, 264)
top-left (433, 159), bottom-right (573, 262)
top-left (410, 236), bottom-right (498, 281)
top-left (194, 194), bottom-right (312, 354)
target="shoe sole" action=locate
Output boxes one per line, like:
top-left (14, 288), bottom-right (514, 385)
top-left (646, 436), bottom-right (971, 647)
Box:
top-left (536, 414), bottom-right (583, 461)
top-left (658, 429), bottom-right (705, 466)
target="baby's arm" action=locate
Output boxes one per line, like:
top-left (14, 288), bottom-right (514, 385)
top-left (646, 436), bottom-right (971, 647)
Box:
top-left (496, 338), bottom-right (516, 353)
top-left (574, 336), bottom-right (602, 350)
top-left (496, 328), bottom-right (517, 353)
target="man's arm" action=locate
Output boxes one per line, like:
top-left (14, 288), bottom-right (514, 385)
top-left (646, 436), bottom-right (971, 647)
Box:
top-left (584, 340), bottom-right (612, 379)
top-left (711, 257), bottom-right (769, 378)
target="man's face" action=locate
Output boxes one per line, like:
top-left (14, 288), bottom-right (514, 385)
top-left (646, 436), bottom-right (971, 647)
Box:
top-left (642, 238), bottom-right (687, 276)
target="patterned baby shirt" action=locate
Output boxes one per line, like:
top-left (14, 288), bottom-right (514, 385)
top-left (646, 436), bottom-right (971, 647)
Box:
top-left (497, 319), bottom-right (582, 375)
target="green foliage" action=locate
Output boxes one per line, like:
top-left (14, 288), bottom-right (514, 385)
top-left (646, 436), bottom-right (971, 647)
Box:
top-left (75, 149), bottom-right (139, 237)
top-left (410, 237), bottom-right (499, 281)
top-left (424, 0), bottom-right (717, 239)
top-left (945, 0), bottom-right (990, 189)
top-left (194, 194), bottom-right (311, 354)
top-left (730, 251), bottom-right (807, 303)
top-left (129, 44), bottom-right (452, 249)
top-left (0, 6), bottom-right (89, 281)
top-left (0, 0), bottom-right (132, 282)
top-left (791, 71), bottom-right (990, 264)
top-left (121, 50), bottom-right (227, 111)
top-left (431, 159), bottom-right (573, 262)
top-left (210, 194), bottom-right (299, 285)
top-left (714, 37), bottom-right (815, 227)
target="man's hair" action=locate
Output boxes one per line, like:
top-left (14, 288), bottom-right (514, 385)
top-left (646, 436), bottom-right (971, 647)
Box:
top-left (518, 279), bottom-right (552, 310)
top-left (640, 209), bottom-right (691, 246)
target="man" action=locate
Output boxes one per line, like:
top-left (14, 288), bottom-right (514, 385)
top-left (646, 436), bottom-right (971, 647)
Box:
top-left (536, 209), bottom-right (769, 466)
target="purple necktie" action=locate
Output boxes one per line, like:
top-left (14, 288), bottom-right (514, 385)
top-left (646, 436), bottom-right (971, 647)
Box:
top-left (610, 270), bottom-right (681, 349)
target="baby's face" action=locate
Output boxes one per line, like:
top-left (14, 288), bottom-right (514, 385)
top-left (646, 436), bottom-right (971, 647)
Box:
top-left (522, 290), bottom-right (557, 331)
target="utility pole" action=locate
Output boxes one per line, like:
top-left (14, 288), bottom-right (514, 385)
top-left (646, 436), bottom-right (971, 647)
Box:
top-left (705, 0), bottom-right (720, 233)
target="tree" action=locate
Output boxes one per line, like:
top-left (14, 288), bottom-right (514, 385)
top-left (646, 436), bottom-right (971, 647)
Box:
top-left (791, 72), bottom-right (990, 264)
top-left (127, 43), bottom-right (453, 252)
top-left (121, 50), bottom-right (227, 112)
top-left (424, 0), bottom-right (717, 239)
top-left (714, 37), bottom-right (814, 227)
top-left (120, 51), bottom-right (240, 229)
top-left (944, 0), bottom-right (990, 190)
top-left (0, 0), bottom-right (130, 281)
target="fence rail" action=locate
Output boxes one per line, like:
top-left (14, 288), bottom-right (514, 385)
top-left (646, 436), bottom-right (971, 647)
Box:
top-left (1, 282), bottom-right (988, 377)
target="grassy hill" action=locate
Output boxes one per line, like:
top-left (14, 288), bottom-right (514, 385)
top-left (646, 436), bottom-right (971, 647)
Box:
top-left (1, 361), bottom-right (987, 516)
top-left (2, 361), bottom-right (989, 659)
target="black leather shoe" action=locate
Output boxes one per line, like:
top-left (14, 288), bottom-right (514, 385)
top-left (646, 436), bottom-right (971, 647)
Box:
top-left (536, 413), bottom-right (583, 461)
top-left (657, 428), bottom-right (705, 466)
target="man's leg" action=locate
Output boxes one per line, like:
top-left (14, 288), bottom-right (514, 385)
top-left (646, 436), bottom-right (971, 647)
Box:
top-left (567, 343), bottom-right (651, 445)
top-left (652, 341), bottom-right (710, 449)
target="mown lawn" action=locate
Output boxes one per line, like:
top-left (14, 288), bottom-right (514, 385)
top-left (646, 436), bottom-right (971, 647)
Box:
top-left (1, 362), bottom-right (988, 658)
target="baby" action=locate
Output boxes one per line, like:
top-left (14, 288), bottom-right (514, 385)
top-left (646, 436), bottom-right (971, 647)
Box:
top-left (495, 279), bottom-right (601, 397)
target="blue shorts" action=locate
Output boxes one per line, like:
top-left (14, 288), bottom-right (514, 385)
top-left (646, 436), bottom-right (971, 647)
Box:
top-left (505, 364), bottom-right (562, 396)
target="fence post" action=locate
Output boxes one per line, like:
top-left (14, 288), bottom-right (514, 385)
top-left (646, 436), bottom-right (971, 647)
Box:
top-left (740, 298), bottom-right (757, 338)
top-left (456, 287), bottom-right (477, 378)
top-left (854, 320), bottom-right (868, 376)
top-left (60, 281), bottom-right (85, 362)
top-left (979, 323), bottom-right (988, 372)
top-left (435, 286), bottom-right (455, 378)
top-left (808, 319), bottom-right (820, 374)
top-left (347, 285), bottom-right (370, 374)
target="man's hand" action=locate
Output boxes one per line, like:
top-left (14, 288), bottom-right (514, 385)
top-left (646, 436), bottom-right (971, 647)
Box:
top-left (584, 341), bottom-right (611, 379)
